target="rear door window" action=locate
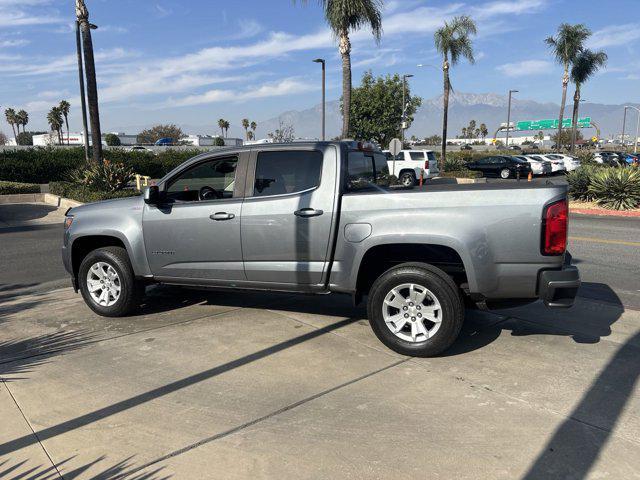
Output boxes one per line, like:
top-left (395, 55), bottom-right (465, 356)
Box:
top-left (253, 150), bottom-right (323, 197)
top-left (409, 151), bottom-right (425, 161)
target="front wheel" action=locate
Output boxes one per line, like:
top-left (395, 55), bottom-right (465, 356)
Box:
top-left (500, 168), bottom-right (511, 179)
top-left (367, 263), bottom-right (464, 357)
top-left (399, 172), bottom-right (416, 187)
top-left (78, 246), bottom-right (145, 317)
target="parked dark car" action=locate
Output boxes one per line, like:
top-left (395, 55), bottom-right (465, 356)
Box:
top-left (466, 155), bottom-right (533, 179)
top-left (508, 145), bottom-right (522, 151)
top-left (461, 144), bottom-right (473, 151)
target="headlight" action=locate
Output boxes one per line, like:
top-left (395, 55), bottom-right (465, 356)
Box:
top-left (64, 216), bottom-right (74, 230)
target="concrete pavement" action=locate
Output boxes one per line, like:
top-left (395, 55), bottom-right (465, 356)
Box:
top-left (1, 286), bottom-right (639, 479)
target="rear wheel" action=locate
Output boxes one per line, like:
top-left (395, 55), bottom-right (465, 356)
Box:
top-left (367, 263), bottom-right (464, 357)
top-left (399, 171), bottom-right (416, 187)
top-left (78, 246), bottom-right (145, 317)
top-left (500, 168), bottom-right (511, 179)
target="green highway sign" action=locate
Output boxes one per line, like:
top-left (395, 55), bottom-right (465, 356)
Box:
top-left (516, 117), bottom-right (591, 131)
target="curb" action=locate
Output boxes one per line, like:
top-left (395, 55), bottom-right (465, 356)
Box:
top-left (0, 193), bottom-right (83, 209)
top-left (570, 207), bottom-right (640, 218)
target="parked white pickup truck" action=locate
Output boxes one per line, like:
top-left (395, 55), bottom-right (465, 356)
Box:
top-left (383, 149), bottom-right (440, 186)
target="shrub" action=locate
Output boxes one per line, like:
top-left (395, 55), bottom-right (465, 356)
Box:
top-left (214, 137), bottom-right (226, 147)
top-left (567, 165), bottom-right (598, 201)
top-left (0, 180), bottom-right (41, 194)
top-left (588, 168), bottom-right (640, 210)
top-left (444, 155), bottom-right (467, 172)
top-left (70, 160), bottom-right (134, 192)
top-left (440, 170), bottom-right (481, 179)
top-left (17, 132), bottom-right (34, 146)
top-left (105, 133), bottom-right (121, 146)
top-left (50, 181), bottom-right (140, 203)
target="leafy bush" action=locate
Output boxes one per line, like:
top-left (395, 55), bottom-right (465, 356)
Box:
top-left (105, 133), bottom-right (121, 146)
top-left (17, 132), bottom-right (34, 146)
top-left (0, 147), bottom-right (201, 183)
top-left (50, 181), bottom-right (140, 203)
top-left (440, 170), bottom-right (481, 179)
top-left (588, 168), bottom-right (640, 210)
top-left (443, 156), bottom-right (467, 172)
top-left (70, 160), bottom-right (134, 192)
top-left (214, 137), bottom-right (226, 147)
top-left (0, 180), bottom-right (41, 194)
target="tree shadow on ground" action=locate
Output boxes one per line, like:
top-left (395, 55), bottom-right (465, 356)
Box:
top-left (0, 330), bottom-right (96, 381)
top-left (0, 455), bottom-right (170, 480)
top-left (0, 203), bottom-right (57, 225)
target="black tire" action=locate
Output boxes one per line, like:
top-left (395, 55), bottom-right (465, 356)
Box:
top-left (399, 171), bottom-right (416, 187)
top-left (367, 263), bottom-right (464, 357)
top-left (78, 246), bottom-right (145, 317)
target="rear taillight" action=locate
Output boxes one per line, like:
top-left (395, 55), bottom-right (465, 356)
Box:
top-left (542, 199), bottom-right (568, 255)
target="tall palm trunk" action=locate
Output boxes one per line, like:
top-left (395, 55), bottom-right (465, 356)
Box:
top-left (79, 20), bottom-right (103, 164)
top-left (64, 115), bottom-right (70, 145)
top-left (440, 59), bottom-right (450, 171)
top-left (339, 30), bottom-right (352, 139)
top-left (570, 86), bottom-right (580, 154)
top-left (10, 123), bottom-right (17, 144)
top-left (556, 67), bottom-right (569, 151)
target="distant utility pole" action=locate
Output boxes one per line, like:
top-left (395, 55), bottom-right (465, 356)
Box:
top-left (401, 74), bottom-right (414, 145)
top-left (505, 89), bottom-right (518, 147)
top-left (622, 106), bottom-right (640, 154)
top-left (76, 0), bottom-right (103, 164)
top-left (313, 59), bottom-right (326, 141)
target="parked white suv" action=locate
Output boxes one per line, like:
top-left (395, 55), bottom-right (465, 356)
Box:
top-left (383, 149), bottom-right (440, 186)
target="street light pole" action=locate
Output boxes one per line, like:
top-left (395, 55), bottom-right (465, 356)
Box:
top-left (313, 59), bottom-right (326, 141)
top-left (401, 74), bottom-right (414, 145)
top-left (506, 89), bottom-right (518, 147)
top-left (623, 106), bottom-right (640, 154)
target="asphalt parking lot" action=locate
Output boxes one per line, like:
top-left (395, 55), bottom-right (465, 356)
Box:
top-left (1, 281), bottom-right (639, 479)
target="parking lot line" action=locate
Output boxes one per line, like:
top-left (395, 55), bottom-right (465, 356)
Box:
top-left (569, 236), bottom-right (640, 247)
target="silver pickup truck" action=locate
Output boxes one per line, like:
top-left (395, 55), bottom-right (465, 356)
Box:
top-left (62, 141), bottom-right (580, 357)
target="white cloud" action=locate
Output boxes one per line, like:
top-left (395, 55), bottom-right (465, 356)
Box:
top-left (234, 19), bottom-right (263, 40)
top-left (0, 39), bottom-right (29, 47)
top-left (496, 59), bottom-right (554, 77)
top-left (170, 77), bottom-right (316, 107)
top-left (472, 0), bottom-right (547, 20)
top-left (588, 24), bottom-right (640, 49)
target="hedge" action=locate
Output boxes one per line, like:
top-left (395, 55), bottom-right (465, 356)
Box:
top-left (0, 180), bottom-right (41, 194)
top-left (49, 181), bottom-right (140, 204)
top-left (0, 147), bottom-right (204, 183)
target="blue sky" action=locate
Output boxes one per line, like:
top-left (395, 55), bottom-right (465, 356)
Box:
top-left (1, 0), bottom-right (639, 135)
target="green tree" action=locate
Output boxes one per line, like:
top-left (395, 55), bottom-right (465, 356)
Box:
top-left (16, 131), bottom-right (34, 146)
top-left (545, 23), bottom-right (591, 152)
top-left (552, 129), bottom-right (583, 149)
top-left (16, 110), bottom-right (29, 133)
top-left (425, 134), bottom-right (442, 145)
top-left (223, 120), bottom-right (230, 137)
top-left (250, 121), bottom-right (257, 138)
top-left (0, 131), bottom-right (7, 145)
top-left (4, 108), bottom-right (18, 143)
top-left (59, 100), bottom-right (71, 145)
top-left (298, 0), bottom-right (382, 138)
top-left (47, 107), bottom-right (64, 144)
top-left (348, 71), bottom-right (422, 146)
top-left (137, 124), bottom-right (184, 144)
top-left (242, 118), bottom-right (250, 140)
top-left (218, 118), bottom-right (226, 137)
top-left (479, 123), bottom-right (488, 141)
top-left (569, 48), bottom-right (607, 153)
top-left (214, 136), bottom-right (226, 147)
top-left (434, 15), bottom-right (477, 169)
top-left (105, 133), bottom-right (121, 146)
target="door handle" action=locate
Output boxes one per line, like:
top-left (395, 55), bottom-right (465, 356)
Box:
top-left (210, 212), bottom-right (235, 221)
top-left (294, 208), bottom-right (324, 218)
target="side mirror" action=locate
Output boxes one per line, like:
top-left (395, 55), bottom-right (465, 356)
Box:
top-left (144, 185), bottom-right (160, 205)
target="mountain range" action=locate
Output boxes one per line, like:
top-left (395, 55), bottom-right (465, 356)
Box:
top-left (257, 92), bottom-right (637, 142)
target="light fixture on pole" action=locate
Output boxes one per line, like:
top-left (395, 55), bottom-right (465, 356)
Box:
top-left (313, 58), bottom-right (326, 141)
top-left (622, 106), bottom-right (640, 154)
top-left (401, 74), bottom-right (414, 145)
top-left (505, 89), bottom-right (518, 147)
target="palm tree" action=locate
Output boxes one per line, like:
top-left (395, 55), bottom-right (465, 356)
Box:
top-left (16, 110), bottom-right (28, 134)
top-left (223, 120), bottom-right (230, 137)
top-left (250, 121), bottom-right (257, 139)
top-left (47, 107), bottom-right (64, 145)
top-left (434, 15), bottom-right (477, 169)
top-left (59, 100), bottom-right (71, 145)
top-left (545, 23), bottom-right (591, 151)
top-left (479, 123), bottom-right (488, 141)
top-left (569, 49), bottom-right (607, 153)
top-left (242, 118), bottom-right (250, 140)
top-left (218, 118), bottom-right (225, 137)
top-left (298, 0), bottom-right (382, 138)
top-left (4, 108), bottom-right (17, 142)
